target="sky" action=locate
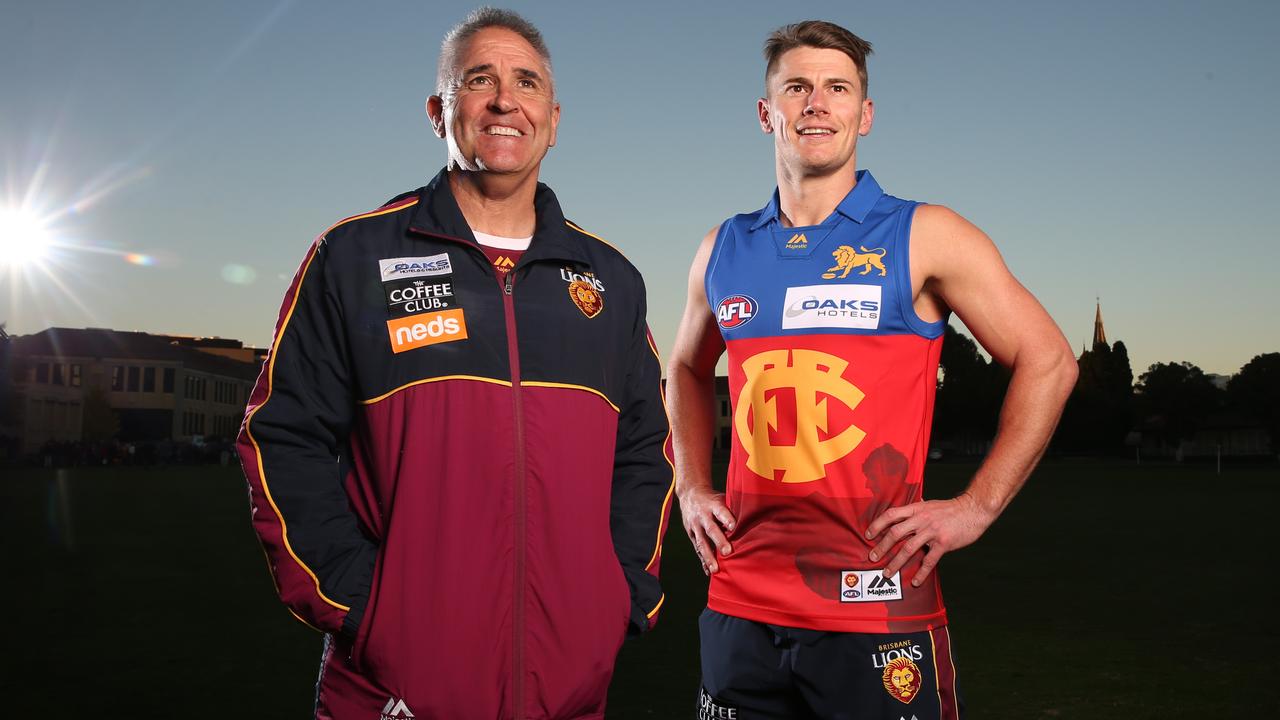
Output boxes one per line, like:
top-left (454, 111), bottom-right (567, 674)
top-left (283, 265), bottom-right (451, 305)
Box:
top-left (2, 0), bottom-right (1278, 377)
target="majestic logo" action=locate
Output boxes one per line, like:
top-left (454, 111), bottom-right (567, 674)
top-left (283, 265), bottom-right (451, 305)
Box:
top-left (387, 308), bottom-right (468, 353)
top-left (733, 349), bottom-right (866, 483)
top-left (380, 697), bottom-right (415, 719)
top-left (493, 255), bottom-right (516, 274)
top-left (786, 233), bottom-right (808, 250)
top-left (881, 656), bottom-right (923, 704)
top-left (568, 280), bottom-right (604, 318)
top-left (379, 253), bottom-right (452, 281)
top-left (841, 570), bottom-right (903, 602)
top-left (716, 295), bottom-right (758, 329)
top-left (782, 285), bottom-right (881, 330)
top-left (822, 245), bottom-right (887, 279)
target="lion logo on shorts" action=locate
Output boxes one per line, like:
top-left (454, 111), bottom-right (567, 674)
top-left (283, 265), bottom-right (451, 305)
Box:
top-left (822, 245), bottom-right (887, 279)
top-left (881, 656), bottom-right (922, 704)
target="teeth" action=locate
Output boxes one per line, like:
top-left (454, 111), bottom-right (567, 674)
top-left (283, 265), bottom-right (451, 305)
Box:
top-left (486, 126), bottom-right (523, 136)
top-left (799, 128), bottom-right (833, 135)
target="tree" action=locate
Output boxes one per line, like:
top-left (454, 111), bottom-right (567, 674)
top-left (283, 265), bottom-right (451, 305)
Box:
top-left (933, 325), bottom-right (1008, 453)
top-left (81, 385), bottom-right (120, 442)
top-left (1135, 361), bottom-right (1222, 448)
top-left (1226, 352), bottom-right (1280, 448)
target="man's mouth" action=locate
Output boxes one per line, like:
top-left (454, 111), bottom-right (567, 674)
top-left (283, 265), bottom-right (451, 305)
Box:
top-left (798, 127), bottom-right (835, 136)
top-left (485, 126), bottom-right (524, 137)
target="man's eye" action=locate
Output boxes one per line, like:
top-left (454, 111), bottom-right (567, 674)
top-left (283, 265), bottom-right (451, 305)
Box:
top-left (518, 79), bottom-right (537, 89)
top-left (787, 84), bottom-right (806, 93)
top-left (831, 85), bottom-right (849, 93)
top-left (468, 76), bottom-right (492, 87)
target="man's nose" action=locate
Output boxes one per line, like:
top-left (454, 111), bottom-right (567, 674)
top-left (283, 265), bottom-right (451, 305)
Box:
top-left (489, 82), bottom-right (518, 113)
top-left (804, 89), bottom-right (827, 115)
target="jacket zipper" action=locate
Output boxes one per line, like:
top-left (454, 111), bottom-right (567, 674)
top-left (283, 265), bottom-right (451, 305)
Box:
top-left (406, 228), bottom-right (541, 717)
top-left (502, 268), bottom-right (526, 720)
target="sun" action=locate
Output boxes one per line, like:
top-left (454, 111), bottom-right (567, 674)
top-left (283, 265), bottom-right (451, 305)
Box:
top-left (0, 206), bottom-right (53, 267)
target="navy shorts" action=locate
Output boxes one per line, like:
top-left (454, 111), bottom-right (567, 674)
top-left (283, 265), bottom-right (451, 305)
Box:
top-left (697, 609), bottom-right (963, 720)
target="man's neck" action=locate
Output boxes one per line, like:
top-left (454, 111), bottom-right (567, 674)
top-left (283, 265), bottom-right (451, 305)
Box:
top-left (448, 169), bottom-right (539, 237)
top-left (775, 160), bottom-right (859, 228)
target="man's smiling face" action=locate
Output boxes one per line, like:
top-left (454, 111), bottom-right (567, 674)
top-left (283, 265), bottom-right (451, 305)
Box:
top-left (430, 27), bottom-right (560, 176)
top-left (759, 46), bottom-right (873, 179)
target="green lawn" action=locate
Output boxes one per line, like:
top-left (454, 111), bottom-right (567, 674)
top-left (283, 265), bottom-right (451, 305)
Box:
top-left (3, 460), bottom-right (1277, 717)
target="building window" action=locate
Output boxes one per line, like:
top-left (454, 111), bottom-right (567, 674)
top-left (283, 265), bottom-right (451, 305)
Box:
top-left (127, 366), bottom-right (140, 392)
top-left (36, 363), bottom-right (49, 384)
top-left (200, 378), bottom-right (207, 401)
top-left (144, 367), bottom-right (156, 393)
top-left (52, 364), bottom-right (64, 385)
top-left (70, 364), bottom-right (82, 387)
top-left (112, 366), bottom-right (124, 391)
top-left (163, 368), bottom-right (175, 393)
top-left (720, 399), bottom-right (730, 417)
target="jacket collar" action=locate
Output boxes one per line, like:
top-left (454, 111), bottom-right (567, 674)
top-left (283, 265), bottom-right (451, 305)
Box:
top-left (748, 169), bottom-right (884, 231)
top-left (409, 168), bottom-right (591, 266)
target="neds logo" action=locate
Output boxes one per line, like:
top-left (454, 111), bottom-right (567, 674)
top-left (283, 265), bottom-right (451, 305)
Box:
top-left (387, 309), bottom-right (467, 353)
top-left (716, 294), bottom-right (758, 329)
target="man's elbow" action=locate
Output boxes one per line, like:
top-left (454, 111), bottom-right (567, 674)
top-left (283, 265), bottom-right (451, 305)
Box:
top-left (1047, 339), bottom-right (1078, 402)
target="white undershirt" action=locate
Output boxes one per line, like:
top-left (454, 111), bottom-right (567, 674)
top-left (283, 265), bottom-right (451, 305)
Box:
top-left (472, 230), bottom-right (532, 251)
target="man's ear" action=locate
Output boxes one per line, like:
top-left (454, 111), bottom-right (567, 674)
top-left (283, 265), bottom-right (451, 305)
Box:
top-left (757, 98), bottom-right (774, 134)
top-left (427, 96), bottom-right (446, 138)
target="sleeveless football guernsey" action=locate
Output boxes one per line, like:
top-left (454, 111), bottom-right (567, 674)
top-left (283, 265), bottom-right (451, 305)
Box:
top-left (705, 171), bottom-right (949, 633)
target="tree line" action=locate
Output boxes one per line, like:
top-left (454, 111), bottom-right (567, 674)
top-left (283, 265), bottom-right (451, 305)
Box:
top-left (931, 325), bottom-right (1279, 457)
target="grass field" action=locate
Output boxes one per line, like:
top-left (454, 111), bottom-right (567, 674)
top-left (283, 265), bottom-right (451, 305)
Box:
top-left (3, 460), bottom-right (1277, 717)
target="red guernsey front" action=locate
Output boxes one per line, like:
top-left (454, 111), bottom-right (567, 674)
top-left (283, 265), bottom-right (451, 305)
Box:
top-left (704, 171), bottom-right (949, 633)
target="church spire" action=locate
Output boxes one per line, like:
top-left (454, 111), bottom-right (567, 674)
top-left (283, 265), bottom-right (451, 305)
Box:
top-left (1092, 298), bottom-right (1108, 348)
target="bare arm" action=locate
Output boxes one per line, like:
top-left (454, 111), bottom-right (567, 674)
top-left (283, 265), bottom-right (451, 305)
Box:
top-left (667, 226), bottom-right (735, 575)
top-left (867, 205), bottom-right (1078, 585)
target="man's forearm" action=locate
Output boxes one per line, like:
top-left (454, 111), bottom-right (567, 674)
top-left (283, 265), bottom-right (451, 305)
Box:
top-left (667, 363), bottom-right (718, 497)
top-left (963, 346), bottom-right (1077, 518)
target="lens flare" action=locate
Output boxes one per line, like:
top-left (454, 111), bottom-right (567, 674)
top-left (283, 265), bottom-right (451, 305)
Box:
top-left (0, 207), bottom-right (52, 267)
top-left (124, 253), bottom-right (155, 266)
top-left (221, 263), bottom-right (257, 285)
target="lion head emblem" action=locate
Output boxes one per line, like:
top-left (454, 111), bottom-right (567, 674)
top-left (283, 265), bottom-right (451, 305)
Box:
top-left (568, 280), bottom-right (603, 318)
top-left (822, 245), bottom-right (887, 279)
top-left (881, 656), bottom-right (922, 704)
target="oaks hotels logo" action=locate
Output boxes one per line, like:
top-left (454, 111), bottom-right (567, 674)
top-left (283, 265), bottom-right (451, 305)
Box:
top-left (782, 284), bottom-right (881, 330)
top-left (387, 309), bottom-right (467, 353)
top-left (716, 294), bottom-right (757, 329)
top-left (379, 253), bottom-right (452, 281)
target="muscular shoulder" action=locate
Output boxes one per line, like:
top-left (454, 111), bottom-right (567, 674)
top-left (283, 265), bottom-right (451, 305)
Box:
top-left (909, 203), bottom-right (1002, 281)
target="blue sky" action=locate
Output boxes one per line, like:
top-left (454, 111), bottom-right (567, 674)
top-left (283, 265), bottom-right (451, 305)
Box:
top-left (2, 0), bottom-right (1277, 376)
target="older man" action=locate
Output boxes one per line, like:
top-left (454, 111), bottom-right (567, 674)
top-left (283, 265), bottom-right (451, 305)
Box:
top-left (237, 8), bottom-right (674, 719)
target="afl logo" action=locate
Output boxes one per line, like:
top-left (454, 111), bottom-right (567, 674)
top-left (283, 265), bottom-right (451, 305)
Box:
top-left (717, 295), bottom-right (758, 329)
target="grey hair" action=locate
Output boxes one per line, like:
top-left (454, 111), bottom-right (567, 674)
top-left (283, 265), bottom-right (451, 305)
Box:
top-left (436, 7), bottom-right (554, 100)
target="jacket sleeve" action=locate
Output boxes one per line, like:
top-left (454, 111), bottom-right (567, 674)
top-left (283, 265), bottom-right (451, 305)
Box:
top-left (236, 236), bottom-right (377, 639)
top-left (610, 275), bottom-right (676, 634)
